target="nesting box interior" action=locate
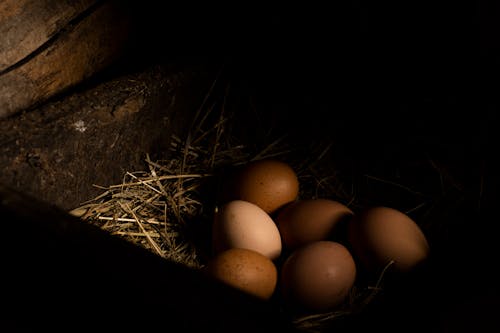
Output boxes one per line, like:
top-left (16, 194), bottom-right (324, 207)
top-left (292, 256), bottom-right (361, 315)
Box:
top-left (2, 1), bottom-right (499, 332)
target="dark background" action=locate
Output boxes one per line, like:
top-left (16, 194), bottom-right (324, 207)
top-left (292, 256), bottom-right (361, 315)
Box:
top-left (122, 1), bottom-right (486, 142)
top-left (111, 1), bottom-right (499, 331)
top-left (126, 2), bottom-right (499, 331)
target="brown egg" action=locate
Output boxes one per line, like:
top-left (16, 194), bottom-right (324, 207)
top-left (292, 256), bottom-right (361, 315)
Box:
top-left (204, 248), bottom-right (278, 300)
top-left (212, 200), bottom-right (282, 260)
top-left (347, 206), bottom-right (430, 273)
top-left (224, 159), bottom-right (299, 215)
top-left (276, 199), bottom-right (354, 250)
top-left (280, 241), bottom-right (356, 312)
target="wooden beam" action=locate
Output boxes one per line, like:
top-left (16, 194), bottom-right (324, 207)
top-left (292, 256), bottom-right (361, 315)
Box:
top-left (0, 182), bottom-right (289, 332)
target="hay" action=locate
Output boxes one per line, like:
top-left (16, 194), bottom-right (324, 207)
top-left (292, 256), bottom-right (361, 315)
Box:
top-left (69, 129), bottom-right (234, 269)
top-left (69, 74), bottom-right (405, 331)
top-left (70, 154), bottom-right (210, 269)
top-left (68, 75), bottom-right (302, 269)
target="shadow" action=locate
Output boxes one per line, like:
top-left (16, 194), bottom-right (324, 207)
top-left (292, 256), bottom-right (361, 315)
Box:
top-left (0, 183), bottom-right (291, 332)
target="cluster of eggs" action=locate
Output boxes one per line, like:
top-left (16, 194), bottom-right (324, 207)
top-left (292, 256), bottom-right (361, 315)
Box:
top-left (203, 159), bottom-right (430, 313)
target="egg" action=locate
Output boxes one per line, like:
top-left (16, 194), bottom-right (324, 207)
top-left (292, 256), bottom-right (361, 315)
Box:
top-left (204, 248), bottom-right (278, 300)
top-left (276, 199), bottom-right (354, 250)
top-left (212, 200), bottom-right (282, 260)
top-left (222, 159), bottom-right (299, 215)
top-left (280, 241), bottom-right (356, 312)
top-left (347, 206), bottom-right (430, 273)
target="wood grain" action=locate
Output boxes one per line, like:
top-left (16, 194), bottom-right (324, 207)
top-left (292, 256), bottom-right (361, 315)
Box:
top-left (0, 64), bottom-right (216, 211)
top-left (0, 0), bottom-right (131, 119)
top-left (0, 0), bottom-right (98, 71)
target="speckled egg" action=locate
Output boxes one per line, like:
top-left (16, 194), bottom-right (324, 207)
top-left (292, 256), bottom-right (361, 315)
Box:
top-left (222, 159), bottom-right (299, 215)
top-left (204, 248), bottom-right (278, 300)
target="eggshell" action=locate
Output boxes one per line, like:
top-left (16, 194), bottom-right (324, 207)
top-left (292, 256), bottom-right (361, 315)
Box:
top-left (204, 248), bottom-right (278, 300)
top-left (212, 200), bottom-right (282, 260)
top-left (280, 241), bottom-right (356, 312)
top-left (347, 206), bottom-right (430, 273)
top-left (224, 159), bottom-right (299, 215)
top-left (276, 199), bottom-right (354, 250)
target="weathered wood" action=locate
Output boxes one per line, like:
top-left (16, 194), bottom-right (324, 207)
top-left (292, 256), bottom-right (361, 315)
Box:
top-left (0, 64), bottom-right (215, 211)
top-left (0, 0), bottom-right (98, 71)
top-left (0, 0), bottom-right (132, 118)
top-left (0, 182), bottom-right (287, 332)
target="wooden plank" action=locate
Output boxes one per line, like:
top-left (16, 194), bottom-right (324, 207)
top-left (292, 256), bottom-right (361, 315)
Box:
top-left (0, 0), bottom-right (132, 118)
top-left (0, 64), bottom-right (215, 211)
top-left (0, 0), bottom-right (98, 71)
top-left (0, 182), bottom-right (287, 332)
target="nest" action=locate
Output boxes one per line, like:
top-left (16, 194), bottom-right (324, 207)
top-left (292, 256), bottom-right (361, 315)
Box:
top-left (69, 72), bottom-right (442, 332)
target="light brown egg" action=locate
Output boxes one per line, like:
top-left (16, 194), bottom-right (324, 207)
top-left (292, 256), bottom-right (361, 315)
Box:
top-left (347, 206), bottom-right (430, 273)
top-left (276, 199), bottom-right (354, 250)
top-left (223, 159), bottom-right (299, 215)
top-left (212, 200), bottom-right (282, 260)
top-left (280, 241), bottom-right (356, 312)
top-left (204, 248), bottom-right (278, 300)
